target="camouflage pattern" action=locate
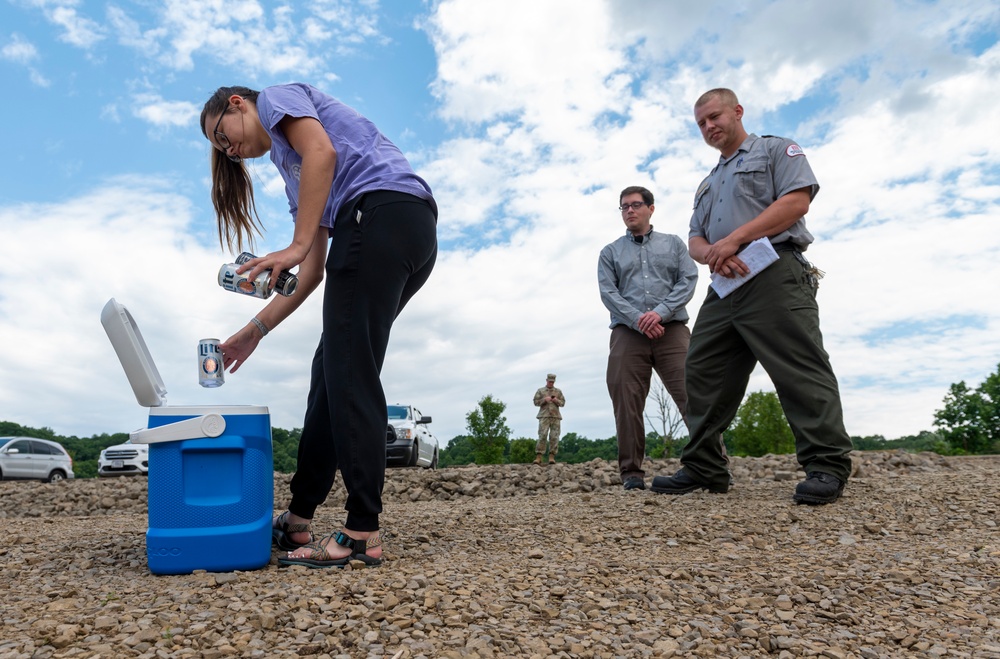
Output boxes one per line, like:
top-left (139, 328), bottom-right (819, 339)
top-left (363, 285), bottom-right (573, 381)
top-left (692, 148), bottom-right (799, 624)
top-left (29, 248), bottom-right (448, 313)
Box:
top-left (536, 417), bottom-right (562, 456)
top-left (533, 384), bottom-right (565, 456)
top-left (533, 386), bottom-right (565, 419)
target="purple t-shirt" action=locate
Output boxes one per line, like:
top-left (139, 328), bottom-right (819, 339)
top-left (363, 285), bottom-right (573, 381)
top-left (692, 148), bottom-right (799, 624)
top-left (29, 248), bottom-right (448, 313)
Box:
top-left (256, 83), bottom-right (434, 229)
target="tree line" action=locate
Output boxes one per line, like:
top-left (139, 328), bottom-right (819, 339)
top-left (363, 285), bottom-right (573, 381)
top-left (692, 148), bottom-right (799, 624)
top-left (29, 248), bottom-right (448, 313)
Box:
top-left (442, 362), bottom-right (1000, 465)
top-left (2, 361), bottom-right (997, 475)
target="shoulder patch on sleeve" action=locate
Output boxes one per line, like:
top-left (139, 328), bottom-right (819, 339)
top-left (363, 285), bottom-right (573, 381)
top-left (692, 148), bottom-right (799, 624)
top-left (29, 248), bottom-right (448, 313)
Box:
top-left (786, 144), bottom-right (805, 157)
top-left (693, 177), bottom-right (711, 208)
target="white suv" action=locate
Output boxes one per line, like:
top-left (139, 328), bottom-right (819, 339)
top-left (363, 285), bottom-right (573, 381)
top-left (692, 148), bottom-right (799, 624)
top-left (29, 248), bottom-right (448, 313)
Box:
top-left (386, 404), bottom-right (439, 469)
top-left (98, 439), bottom-right (149, 477)
top-left (0, 437), bottom-right (75, 482)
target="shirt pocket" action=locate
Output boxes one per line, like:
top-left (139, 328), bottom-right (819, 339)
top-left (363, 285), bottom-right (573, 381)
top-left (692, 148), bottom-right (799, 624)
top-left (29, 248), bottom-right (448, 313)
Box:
top-left (645, 249), bottom-right (679, 285)
top-left (735, 157), bottom-right (770, 198)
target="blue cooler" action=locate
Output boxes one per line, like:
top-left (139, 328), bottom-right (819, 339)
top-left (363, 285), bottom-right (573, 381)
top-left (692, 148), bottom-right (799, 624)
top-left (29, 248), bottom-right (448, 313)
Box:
top-left (101, 298), bottom-right (273, 575)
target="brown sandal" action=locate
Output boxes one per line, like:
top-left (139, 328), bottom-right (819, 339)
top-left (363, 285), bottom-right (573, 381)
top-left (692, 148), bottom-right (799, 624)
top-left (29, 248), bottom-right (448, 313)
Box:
top-left (271, 511), bottom-right (313, 551)
top-left (278, 531), bottom-right (383, 569)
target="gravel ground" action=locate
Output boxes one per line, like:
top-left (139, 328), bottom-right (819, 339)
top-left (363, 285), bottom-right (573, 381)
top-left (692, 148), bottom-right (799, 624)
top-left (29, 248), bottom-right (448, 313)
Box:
top-left (1, 451), bottom-right (998, 659)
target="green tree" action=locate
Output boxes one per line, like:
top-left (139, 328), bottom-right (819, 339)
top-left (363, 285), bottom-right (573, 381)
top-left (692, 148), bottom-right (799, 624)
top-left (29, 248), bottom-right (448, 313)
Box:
top-left (271, 427), bottom-right (301, 473)
top-left (934, 363), bottom-right (1000, 454)
top-left (724, 391), bottom-right (795, 457)
top-left (465, 395), bottom-right (511, 465)
top-left (507, 438), bottom-right (536, 464)
top-left (62, 431), bottom-right (129, 478)
top-left (439, 435), bottom-right (475, 466)
top-left (850, 434), bottom-right (887, 451)
top-left (0, 421), bottom-right (56, 440)
top-left (851, 431), bottom-right (944, 453)
top-left (555, 432), bottom-right (619, 463)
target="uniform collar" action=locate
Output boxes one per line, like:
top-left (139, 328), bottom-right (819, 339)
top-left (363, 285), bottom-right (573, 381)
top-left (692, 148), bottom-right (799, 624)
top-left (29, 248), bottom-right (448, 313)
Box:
top-left (720, 133), bottom-right (758, 165)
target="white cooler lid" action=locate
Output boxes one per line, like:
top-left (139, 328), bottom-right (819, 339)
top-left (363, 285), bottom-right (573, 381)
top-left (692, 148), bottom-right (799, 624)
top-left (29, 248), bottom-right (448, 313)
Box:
top-left (101, 297), bottom-right (168, 408)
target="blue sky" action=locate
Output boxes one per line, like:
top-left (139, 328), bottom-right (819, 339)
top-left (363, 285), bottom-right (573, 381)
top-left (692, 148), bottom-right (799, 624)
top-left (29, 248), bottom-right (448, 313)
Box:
top-left (2, 0), bottom-right (998, 445)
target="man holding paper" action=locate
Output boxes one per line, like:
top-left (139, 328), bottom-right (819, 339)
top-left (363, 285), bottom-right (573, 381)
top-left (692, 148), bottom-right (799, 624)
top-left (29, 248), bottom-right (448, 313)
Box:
top-left (650, 88), bottom-right (853, 504)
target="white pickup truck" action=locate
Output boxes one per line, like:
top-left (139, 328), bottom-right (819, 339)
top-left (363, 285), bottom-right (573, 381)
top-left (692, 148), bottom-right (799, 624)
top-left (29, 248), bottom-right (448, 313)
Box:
top-left (386, 404), bottom-right (439, 469)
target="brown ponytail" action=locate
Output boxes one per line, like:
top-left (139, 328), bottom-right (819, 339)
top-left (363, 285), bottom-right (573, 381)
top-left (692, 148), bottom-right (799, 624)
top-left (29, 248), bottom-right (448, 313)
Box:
top-left (200, 86), bottom-right (264, 252)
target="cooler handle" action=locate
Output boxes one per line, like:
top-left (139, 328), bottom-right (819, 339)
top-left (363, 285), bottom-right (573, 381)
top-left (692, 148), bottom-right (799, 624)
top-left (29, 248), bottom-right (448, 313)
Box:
top-left (129, 414), bottom-right (227, 445)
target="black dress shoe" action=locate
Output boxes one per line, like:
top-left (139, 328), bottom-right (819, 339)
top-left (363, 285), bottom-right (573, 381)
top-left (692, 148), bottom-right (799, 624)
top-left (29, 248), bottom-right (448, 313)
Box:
top-left (650, 468), bottom-right (729, 494)
top-left (622, 476), bottom-right (646, 491)
top-left (793, 472), bottom-right (845, 504)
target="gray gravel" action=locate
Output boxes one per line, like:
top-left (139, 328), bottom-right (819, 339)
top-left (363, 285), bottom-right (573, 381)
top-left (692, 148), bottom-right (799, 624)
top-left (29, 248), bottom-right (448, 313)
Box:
top-left (1, 451), bottom-right (998, 658)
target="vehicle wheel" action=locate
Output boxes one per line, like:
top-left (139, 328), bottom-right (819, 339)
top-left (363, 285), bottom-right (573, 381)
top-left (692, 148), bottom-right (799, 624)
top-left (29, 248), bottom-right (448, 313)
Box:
top-left (47, 470), bottom-right (66, 483)
top-left (408, 441), bottom-right (419, 467)
top-left (429, 450), bottom-right (438, 470)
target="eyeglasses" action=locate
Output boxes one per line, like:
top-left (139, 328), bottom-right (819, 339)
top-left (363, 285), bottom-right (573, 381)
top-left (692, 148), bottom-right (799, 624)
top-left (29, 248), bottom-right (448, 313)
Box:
top-left (213, 105), bottom-right (241, 163)
top-left (619, 201), bottom-right (647, 212)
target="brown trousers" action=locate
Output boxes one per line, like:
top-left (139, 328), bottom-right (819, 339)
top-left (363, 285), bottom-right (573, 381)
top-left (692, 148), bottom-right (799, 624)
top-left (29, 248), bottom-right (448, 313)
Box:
top-left (607, 323), bottom-right (690, 480)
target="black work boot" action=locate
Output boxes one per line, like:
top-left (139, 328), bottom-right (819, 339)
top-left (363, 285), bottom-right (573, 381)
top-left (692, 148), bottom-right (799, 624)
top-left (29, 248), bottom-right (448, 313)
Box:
top-left (793, 472), bottom-right (845, 505)
top-left (650, 468), bottom-right (729, 494)
top-left (622, 476), bottom-right (645, 491)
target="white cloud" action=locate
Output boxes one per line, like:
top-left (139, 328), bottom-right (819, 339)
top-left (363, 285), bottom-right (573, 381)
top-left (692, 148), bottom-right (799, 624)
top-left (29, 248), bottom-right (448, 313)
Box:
top-left (131, 92), bottom-right (201, 128)
top-left (2, 0), bottom-right (998, 448)
top-left (49, 4), bottom-right (104, 48)
top-left (18, 0), bottom-right (105, 48)
top-left (106, 5), bottom-right (165, 55)
top-left (28, 68), bottom-right (51, 86)
top-left (100, 0), bottom-right (388, 75)
top-left (2, 33), bottom-right (50, 86)
top-left (2, 33), bottom-right (39, 63)
top-left (428, 0), bottom-right (624, 125)
top-left (18, 0), bottom-right (391, 74)
top-left (100, 103), bottom-right (121, 123)
top-left (408, 0), bottom-right (1000, 442)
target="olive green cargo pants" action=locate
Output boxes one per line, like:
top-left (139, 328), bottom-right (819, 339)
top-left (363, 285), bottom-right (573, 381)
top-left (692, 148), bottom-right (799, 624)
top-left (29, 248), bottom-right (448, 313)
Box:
top-left (681, 249), bottom-right (853, 488)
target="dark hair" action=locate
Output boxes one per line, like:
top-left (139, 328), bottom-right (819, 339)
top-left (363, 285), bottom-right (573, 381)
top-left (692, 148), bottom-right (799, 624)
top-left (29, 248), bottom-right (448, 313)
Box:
top-left (619, 186), bottom-right (654, 206)
top-left (200, 86), bottom-right (263, 251)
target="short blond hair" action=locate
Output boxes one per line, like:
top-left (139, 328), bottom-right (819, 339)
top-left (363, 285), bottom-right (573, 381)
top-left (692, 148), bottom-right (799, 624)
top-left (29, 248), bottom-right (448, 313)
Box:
top-left (695, 88), bottom-right (739, 110)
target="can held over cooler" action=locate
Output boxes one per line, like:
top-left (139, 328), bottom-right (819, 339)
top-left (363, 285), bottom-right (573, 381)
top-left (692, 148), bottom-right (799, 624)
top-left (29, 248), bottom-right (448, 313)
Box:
top-left (235, 252), bottom-right (298, 296)
top-left (216, 252), bottom-right (298, 299)
top-left (198, 338), bottom-right (224, 387)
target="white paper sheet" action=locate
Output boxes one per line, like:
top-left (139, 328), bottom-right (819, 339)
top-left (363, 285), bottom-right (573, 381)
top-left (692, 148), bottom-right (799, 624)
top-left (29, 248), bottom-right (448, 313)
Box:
top-left (709, 238), bottom-right (780, 299)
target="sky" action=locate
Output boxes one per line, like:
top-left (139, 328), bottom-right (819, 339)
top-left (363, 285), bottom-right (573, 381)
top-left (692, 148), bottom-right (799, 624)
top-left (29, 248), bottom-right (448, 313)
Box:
top-left (2, 0), bottom-right (998, 447)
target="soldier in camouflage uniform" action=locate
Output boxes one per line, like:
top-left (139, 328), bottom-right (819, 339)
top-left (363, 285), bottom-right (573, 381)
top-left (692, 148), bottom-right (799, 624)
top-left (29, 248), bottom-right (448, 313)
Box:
top-left (533, 373), bottom-right (565, 465)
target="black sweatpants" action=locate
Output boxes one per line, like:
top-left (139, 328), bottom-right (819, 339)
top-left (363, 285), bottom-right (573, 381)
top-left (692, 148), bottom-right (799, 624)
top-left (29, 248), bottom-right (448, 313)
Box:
top-left (289, 191), bottom-right (437, 531)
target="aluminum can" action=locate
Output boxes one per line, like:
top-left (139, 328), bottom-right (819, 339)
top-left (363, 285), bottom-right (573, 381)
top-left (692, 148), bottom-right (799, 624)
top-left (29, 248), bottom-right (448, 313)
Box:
top-left (198, 338), bottom-right (225, 388)
top-left (234, 252), bottom-right (298, 297)
top-left (218, 263), bottom-right (273, 299)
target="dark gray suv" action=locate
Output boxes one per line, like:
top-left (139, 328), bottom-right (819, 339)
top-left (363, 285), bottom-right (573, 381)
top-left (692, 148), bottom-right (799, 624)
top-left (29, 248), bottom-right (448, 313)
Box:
top-left (0, 437), bottom-right (75, 482)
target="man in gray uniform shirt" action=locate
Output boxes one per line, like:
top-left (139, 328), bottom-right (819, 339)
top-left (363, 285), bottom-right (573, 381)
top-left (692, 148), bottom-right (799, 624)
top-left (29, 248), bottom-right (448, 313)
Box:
top-left (650, 88), bottom-right (853, 504)
top-left (599, 186), bottom-right (698, 491)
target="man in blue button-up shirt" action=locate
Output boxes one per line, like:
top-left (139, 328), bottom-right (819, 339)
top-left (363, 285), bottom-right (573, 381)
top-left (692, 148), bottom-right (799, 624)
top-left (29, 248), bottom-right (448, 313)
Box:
top-left (598, 186), bottom-right (698, 491)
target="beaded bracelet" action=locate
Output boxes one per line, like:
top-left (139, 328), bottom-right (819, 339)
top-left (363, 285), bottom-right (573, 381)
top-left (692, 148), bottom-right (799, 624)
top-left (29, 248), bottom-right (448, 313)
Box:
top-left (250, 316), bottom-right (269, 337)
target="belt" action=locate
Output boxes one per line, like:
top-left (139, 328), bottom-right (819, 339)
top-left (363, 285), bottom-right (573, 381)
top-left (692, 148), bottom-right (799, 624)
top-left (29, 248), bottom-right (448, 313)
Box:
top-left (771, 241), bottom-right (803, 252)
